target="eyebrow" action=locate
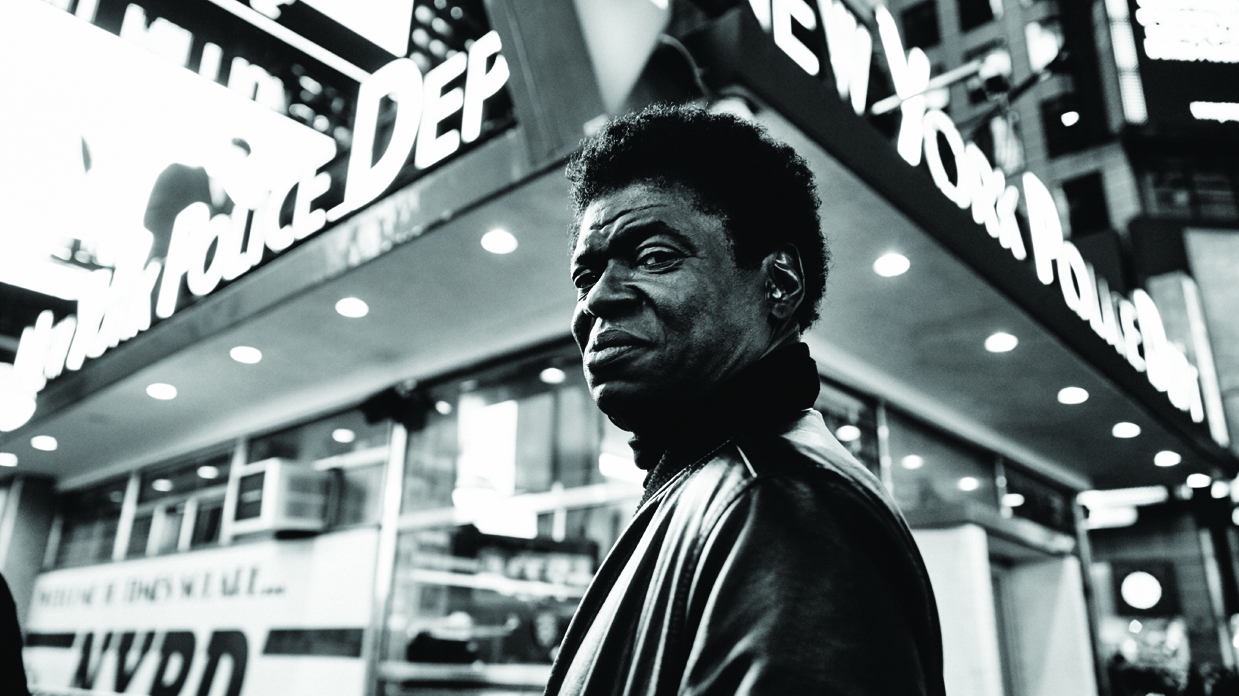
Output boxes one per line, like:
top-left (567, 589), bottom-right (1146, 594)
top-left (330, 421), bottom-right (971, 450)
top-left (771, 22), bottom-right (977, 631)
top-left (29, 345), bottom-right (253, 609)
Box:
top-left (572, 220), bottom-right (695, 269)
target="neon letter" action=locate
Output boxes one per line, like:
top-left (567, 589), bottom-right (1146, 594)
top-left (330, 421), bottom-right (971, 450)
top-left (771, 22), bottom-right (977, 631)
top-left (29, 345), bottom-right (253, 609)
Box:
top-left (416, 52), bottom-right (467, 169)
top-left (1023, 173), bottom-right (1063, 285)
top-left (462, 31), bottom-right (509, 143)
top-left (1133, 289), bottom-right (1170, 393)
top-left (819, 0), bottom-right (872, 115)
top-left (1118, 298), bottom-right (1145, 372)
top-left (876, 6), bottom-right (930, 165)
top-left (336, 59), bottom-right (425, 217)
top-left (773, 0), bottom-right (820, 75)
top-left (922, 110), bottom-right (970, 208)
top-left (156, 204), bottom-right (209, 319)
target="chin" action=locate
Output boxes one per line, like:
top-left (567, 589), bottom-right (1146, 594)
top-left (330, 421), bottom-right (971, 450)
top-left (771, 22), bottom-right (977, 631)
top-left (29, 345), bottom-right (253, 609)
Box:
top-left (591, 378), bottom-right (683, 433)
top-left (590, 380), bottom-right (649, 425)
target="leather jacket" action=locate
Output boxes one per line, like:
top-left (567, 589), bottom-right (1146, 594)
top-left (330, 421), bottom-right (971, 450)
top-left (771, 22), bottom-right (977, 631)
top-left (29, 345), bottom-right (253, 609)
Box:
top-left (545, 409), bottom-right (946, 695)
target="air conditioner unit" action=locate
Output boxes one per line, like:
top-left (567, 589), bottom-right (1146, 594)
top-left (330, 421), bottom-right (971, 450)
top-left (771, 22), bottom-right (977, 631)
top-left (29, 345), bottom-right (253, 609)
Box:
top-left (229, 458), bottom-right (329, 537)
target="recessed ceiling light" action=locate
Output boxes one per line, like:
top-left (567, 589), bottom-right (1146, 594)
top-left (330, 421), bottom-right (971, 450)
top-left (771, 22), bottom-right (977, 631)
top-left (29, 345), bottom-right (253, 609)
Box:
top-left (1061, 110), bottom-right (1080, 126)
top-left (1212, 481), bottom-right (1230, 499)
top-left (435, 400), bottom-right (453, 415)
top-left (0, 453), bottom-right (16, 467)
top-left (151, 478), bottom-right (174, 492)
top-left (1112, 422), bottom-right (1141, 438)
top-left (332, 428), bottom-right (356, 444)
top-left (230, 346), bottom-right (263, 364)
top-left (481, 228), bottom-right (518, 254)
top-left (901, 454), bottom-right (924, 469)
top-left (197, 465), bottom-right (220, 480)
top-left (958, 476), bottom-right (980, 491)
top-left (31, 435), bottom-right (57, 451)
top-left (336, 297), bottom-right (369, 318)
top-left (1003, 492), bottom-right (1026, 507)
top-left (835, 424), bottom-right (862, 442)
top-left (1187, 473), bottom-right (1211, 488)
top-left (1154, 450), bottom-right (1181, 467)
top-left (984, 332), bottom-right (1018, 353)
top-left (539, 367), bottom-right (566, 384)
top-left (147, 383), bottom-right (178, 400)
top-left (873, 252), bottom-right (910, 277)
top-left (1058, 387), bottom-right (1089, 405)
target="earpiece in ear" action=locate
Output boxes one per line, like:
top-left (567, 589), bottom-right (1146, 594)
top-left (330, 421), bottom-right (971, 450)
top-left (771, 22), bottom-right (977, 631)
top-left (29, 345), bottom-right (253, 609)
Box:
top-left (764, 246), bottom-right (805, 324)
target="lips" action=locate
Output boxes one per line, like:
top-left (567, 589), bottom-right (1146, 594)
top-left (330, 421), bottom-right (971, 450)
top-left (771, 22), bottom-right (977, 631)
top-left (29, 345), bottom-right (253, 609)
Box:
top-left (585, 329), bottom-right (647, 368)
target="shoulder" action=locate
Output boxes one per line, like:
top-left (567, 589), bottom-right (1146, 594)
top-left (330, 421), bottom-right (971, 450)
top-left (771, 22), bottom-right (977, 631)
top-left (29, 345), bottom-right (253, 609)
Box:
top-left (702, 411), bottom-right (925, 570)
top-left (727, 410), bottom-right (900, 521)
top-left (669, 411), bottom-right (910, 548)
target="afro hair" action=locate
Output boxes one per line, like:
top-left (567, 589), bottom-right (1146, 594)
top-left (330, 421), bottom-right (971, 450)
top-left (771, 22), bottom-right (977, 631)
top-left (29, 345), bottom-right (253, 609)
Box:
top-left (566, 104), bottom-right (828, 331)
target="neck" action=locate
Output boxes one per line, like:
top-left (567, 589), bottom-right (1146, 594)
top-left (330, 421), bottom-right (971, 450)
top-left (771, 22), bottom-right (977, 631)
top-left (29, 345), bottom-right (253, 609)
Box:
top-left (620, 330), bottom-right (804, 440)
top-left (628, 341), bottom-right (820, 504)
top-left (624, 341), bottom-right (819, 460)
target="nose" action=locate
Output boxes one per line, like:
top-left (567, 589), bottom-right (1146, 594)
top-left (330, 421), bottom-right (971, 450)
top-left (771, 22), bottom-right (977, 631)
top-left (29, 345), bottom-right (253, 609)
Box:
top-left (581, 262), bottom-right (640, 320)
top-left (573, 262), bottom-right (640, 349)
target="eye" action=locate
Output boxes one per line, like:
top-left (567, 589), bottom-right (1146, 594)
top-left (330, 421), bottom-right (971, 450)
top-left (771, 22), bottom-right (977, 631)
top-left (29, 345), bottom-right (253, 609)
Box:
top-left (636, 247), bottom-right (678, 269)
top-left (572, 269), bottom-right (598, 291)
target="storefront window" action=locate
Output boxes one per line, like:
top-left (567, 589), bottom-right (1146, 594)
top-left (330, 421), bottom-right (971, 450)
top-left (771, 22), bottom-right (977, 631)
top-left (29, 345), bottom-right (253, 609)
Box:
top-left (130, 450), bottom-right (231, 557)
top-left (402, 357), bottom-right (612, 531)
top-left (1003, 464), bottom-right (1075, 534)
top-left (249, 407), bottom-right (391, 527)
top-left (382, 348), bottom-right (643, 690)
top-left (815, 380), bottom-right (879, 477)
top-left (249, 408), bottom-right (389, 465)
top-left (138, 451), bottom-right (230, 504)
top-left (887, 409), bottom-right (998, 514)
top-left (54, 478), bottom-right (128, 568)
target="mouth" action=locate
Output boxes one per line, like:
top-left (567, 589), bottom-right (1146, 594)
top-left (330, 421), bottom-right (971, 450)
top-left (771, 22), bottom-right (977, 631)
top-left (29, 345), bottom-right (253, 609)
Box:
top-left (585, 330), bottom-right (647, 368)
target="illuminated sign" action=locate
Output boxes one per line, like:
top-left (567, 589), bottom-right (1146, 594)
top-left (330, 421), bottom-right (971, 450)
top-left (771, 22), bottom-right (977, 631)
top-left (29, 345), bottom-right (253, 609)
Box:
top-left (23, 528), bottom-right (377, 696)
top-left (748, 0), bottom-right (1209, 430)
top-left (0, 0), bottom-right (510, 431)
top-left (1134, 0), bottom-right (1239, 63)
top-left (1105, 0), bottom-right (1239, 125)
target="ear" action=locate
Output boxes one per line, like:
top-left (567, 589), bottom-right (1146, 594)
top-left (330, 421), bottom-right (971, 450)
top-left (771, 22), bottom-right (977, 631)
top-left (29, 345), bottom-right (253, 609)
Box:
top-left (762, 244), bottom-right (805, 327)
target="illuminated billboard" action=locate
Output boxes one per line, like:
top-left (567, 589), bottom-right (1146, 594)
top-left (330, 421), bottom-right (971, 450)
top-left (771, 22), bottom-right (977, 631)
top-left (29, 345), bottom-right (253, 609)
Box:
top-left (1105, 0), bottom-right (1239, 127)
top-left (0, 0), bottom-right (513, 431)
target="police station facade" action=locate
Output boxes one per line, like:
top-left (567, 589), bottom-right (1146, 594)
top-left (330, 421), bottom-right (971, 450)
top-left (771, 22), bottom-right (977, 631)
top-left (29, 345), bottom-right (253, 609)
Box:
top-left (0, 1), bottom-right (1234, 695)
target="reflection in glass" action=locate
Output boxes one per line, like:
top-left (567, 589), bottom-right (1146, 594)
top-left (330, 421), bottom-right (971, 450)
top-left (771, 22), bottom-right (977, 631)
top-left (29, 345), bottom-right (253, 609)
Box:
top-left (887, 410), bottom-right (998, 513)
top-left (384, 346), bottom-right (642, 689)
top-left (815, 380), bottom-right (879, 477)
top-left (55, 478), bottom-right (128, 568)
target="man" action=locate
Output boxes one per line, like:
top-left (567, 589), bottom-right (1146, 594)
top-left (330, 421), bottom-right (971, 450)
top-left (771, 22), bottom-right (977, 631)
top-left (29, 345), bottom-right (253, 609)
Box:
top-left (546, 105), bottom-right (945, 695)
top-left (1, 571), bottom-right (30, 695)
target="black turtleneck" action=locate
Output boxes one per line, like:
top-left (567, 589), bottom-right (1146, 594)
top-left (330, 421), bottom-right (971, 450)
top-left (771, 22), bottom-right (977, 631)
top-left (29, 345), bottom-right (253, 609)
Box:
top-left (629, 342), bottom-right (820, 508)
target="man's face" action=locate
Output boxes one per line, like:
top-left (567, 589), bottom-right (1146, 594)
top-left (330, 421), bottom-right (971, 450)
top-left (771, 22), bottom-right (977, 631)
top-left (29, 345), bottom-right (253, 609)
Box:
top-left (570, 182), bottom-right (771, 428)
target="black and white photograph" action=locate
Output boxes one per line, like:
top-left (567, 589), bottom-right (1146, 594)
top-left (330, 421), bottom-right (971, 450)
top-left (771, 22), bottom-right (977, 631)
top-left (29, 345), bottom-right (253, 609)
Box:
top-left (1, 0), bottom-right (1238, 694)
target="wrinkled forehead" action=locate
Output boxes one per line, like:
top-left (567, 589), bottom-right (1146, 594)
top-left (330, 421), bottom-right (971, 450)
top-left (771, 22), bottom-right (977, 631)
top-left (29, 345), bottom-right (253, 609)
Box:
top-left (572, 187), bottom-right (667, 257)
top-left (571, 179), bottom-right (716, 238)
